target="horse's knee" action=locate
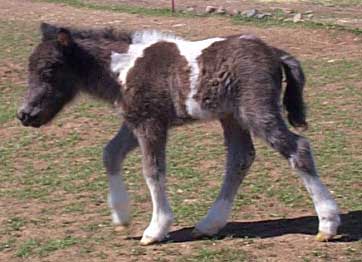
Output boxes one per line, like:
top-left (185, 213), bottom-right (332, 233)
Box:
top-left (241, 147), bottom-right (255, 170)
top-left (289, 137), bottom-right (317, 175)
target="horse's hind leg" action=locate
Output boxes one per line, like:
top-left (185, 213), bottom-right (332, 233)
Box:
top-left (249, 113), bottom-right (340, 241)
top-left (103, 122), bottom-right (138, 227)
top-left (193, 115), bottom-right (255, 238)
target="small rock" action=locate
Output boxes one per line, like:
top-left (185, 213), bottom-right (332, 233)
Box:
top-left (172, 23), bottom-right (186, 28)
top-left (114, 226), bottom-right (128, 232)
top-left (283, 8), bottom-right (294, 14)
top-left (232, 9), bottom-right (241, 16)
top-left (293, 13), bottom-right (303, 23)
top-left (255, 13), bottom-right (267, 19)
top-left (306, 14), bottom-right (314, 19)
top-left (241, 9), bottom-right (258, 18)
top-left (216, 6), bottom-right (226, 15)
top-left (186, 7), bottom-right (195, 12)
top-left (205, 6), bottom-right (217, 14)
top-left (305, 10), bottom-right (314, 14)
top-left (255, 12), bottom-right (272, 19)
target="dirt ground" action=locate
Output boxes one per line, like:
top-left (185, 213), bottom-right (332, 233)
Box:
top-left (84, 0), bottom-right (362, 29)
top-left (0, 0), bottom-right (361, 262)
top-left (1, 0), bottom-right (361, 59)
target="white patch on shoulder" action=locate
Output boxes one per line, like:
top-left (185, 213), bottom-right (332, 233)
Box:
top-left (110, 31), bottom-right (183, 87)
top-left (110, 51), bottom-right (129, 75)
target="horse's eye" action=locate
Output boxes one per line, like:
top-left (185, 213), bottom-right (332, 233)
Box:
top-left (39, 69), bottom-right (52, 81)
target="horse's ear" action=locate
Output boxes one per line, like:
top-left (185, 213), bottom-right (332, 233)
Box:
top-left (57, 28), bottom-right (73, 47)
top-left (40, 22), bottom-right (58, 40)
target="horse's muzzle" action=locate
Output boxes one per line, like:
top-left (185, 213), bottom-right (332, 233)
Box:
top-left (16, 108), bottom-right (41, 128)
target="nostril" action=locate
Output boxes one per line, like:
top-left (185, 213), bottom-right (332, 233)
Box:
top-left (17, 110), bottom-right (31, 124)
top-left (16, 110), bottom-right (25, 121)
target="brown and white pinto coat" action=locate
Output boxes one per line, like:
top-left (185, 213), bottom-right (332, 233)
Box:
top-left (17, 24), bottom-right (340, 245)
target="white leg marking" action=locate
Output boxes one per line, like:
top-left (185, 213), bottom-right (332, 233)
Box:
top-left (195, 199), bottom-right (232, 236)
top-left (108, 174), bottom-right (130, 226)
top-left (290, 156), bottom-right (340, 236)
top-left (300, 174), bottom-right (340, 235)
top-left (142, 176), bottom-right (174, 243)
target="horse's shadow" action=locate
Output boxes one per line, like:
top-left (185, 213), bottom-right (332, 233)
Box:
top-left (129, 210), bottom-right (362, 243)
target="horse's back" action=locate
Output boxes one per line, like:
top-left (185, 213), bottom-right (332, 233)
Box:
top-left (114, 34), bottom-right (283, 126)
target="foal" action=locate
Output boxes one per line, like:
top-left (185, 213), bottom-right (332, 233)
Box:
top-left (17, 23), bottom-right (340, 245)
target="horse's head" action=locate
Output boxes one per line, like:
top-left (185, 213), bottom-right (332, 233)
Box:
top-left (17, 23), bottom-right (80, 127)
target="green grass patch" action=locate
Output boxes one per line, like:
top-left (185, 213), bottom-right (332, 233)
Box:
top-left (5, 217), bottom-right (27, 231)
top-left (37, 0), bottom-right (187, 17)
top-left (232, 14), bottom-right (362, 35)
top-left (16, 236), bottom-right (79, 258)
top-left (0, 238), bottom-right (16, 252)
top-left (181, 247), bottom-right (248, 262)
top-left (0, 83), bottom-right (24, 124)
top-left (0, 20), bottom-right (37, 62)
top-left (303, 59), bottom-right (362, 87)
top-left (309, 0), bottom-right (362, 7)
top-left (16, 239), bottom-right (40, 258)
top-left (0, 20), bottom-right (38, 124)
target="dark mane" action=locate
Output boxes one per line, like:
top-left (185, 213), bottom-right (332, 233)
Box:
top-left (69, 27), bottom-right (132, 43)
top-left (40, 22), bottom-right (132, 44)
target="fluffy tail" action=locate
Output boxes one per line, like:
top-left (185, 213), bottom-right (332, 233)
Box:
top-left (275, 48), bottom-right (308, 130)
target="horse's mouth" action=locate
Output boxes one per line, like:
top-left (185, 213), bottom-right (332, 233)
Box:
top-left (20, 118), bottom-right (43, 128)
top-left (25, 121), bottom-right (42, 128)
top-left (17, 112), bottom-right (44, 128)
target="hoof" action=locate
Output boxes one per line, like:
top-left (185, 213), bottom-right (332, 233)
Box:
top-left (111, 211), bottom-right (130, 226)
top-left (316, 231), bottom-right (334, 242)
top-left (191, 228), bottom-right (210, 239)
top-left (140, 235), bottom-right (160, 246)
top-left (114, 225), bottom-right (128, 232)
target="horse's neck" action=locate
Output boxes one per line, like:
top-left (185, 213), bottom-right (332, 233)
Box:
top-left (78, 39), bottom-right (125, 103)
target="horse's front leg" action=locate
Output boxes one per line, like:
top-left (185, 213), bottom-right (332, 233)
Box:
top-left (103, 122), bottom-right (138, 228)
top-left (134, 122), bottom-right (174, 245)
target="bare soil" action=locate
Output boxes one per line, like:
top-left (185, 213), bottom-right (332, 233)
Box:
top-left (85, 0), bottom-right (362, 29)
top-left (1, 0), bottom-right (361, 60)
